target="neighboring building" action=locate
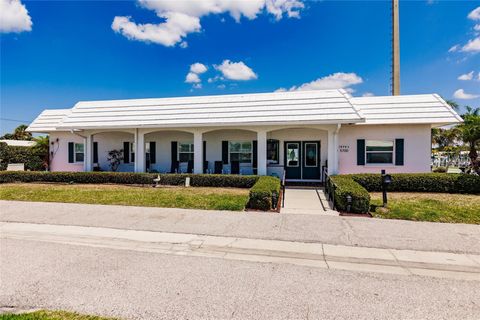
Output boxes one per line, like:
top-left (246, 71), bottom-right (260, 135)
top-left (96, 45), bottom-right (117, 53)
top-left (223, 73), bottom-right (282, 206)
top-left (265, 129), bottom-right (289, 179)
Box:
top-left (0, 139), bottom-right (37, 147)
top-left (26, 90), bottom-right (462, 181)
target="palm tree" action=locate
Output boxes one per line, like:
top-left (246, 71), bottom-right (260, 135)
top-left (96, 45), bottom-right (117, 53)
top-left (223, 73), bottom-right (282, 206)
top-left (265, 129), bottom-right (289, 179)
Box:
top-left (32, 135), bottom-right (50, 170)
top-left (446, 100), bottom-right (459, 110)
top-left (458, 107), bottom-right (480, 174)
top-left (0, 124), bottom-right (33, 140)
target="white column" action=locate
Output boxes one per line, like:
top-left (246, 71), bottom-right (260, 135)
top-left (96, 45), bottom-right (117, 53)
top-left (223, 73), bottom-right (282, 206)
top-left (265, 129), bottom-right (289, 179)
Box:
top-left (135, 129), bottom-right (145, 173)
top-left (193, 131), bottom-right (203, 174)
top-left (257, 130), bottom-right (267, 176)
top-left (85, 134), bottom-right (93, 172)
top-left (327, 129), bottom-right (336, 175)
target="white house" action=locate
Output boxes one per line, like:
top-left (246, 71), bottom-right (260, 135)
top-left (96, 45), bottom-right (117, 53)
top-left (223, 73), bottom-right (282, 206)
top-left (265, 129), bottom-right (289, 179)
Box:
top-left (26, 89), bottom-right (462, 181)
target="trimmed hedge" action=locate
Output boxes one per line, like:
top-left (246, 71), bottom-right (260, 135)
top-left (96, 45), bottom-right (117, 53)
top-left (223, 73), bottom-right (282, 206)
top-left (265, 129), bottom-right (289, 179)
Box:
top-left (0, 143), bottom-right (45, 171)
top-left (248, 176), bottom-right (281, 211)
top-left (330, 176), bottom-right (371, 213)
top-left (0, 171), bottom-right (259, 188)
top-left (0, 171), bottom-right (281, 210)
top-left (347, 173), bottom-right (480, 195)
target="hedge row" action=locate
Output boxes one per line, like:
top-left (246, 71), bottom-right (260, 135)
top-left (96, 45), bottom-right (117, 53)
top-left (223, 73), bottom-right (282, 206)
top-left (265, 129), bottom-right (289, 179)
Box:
top-left (329, 176), bottom-right (371, 213)
top-left (0, 171), bottom-right (280, 211)
top-left (248, 176), bottom-right (281, 211)
top-left (0, 143), bottom-right (45, 171)
top-left (347, 173), bottom-right (480, 195)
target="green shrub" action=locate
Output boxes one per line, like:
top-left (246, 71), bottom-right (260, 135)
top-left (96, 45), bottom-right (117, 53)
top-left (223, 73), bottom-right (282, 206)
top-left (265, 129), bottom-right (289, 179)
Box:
top-left (347, 173), bottom-right (479, 194)
top-left (248, 176), bottom-right (281, 211)
top-left (0, 171), bottom-right (259, 188)
top-left (0, 143), bottom-right (45, 171)
top-left (330, 176), bottom-right (370, 213)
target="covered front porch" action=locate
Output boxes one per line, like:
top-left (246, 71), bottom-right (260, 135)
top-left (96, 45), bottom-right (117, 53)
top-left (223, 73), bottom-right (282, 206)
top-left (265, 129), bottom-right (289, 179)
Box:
top-left (81, 125), bottom-right (341, 181)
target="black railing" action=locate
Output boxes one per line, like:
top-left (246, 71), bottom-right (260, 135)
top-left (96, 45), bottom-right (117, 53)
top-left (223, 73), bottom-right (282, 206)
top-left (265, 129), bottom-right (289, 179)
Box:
top-left (281, 169), bottom-right (286, 208)
top-left (323, 167), bottom-right (336, 210)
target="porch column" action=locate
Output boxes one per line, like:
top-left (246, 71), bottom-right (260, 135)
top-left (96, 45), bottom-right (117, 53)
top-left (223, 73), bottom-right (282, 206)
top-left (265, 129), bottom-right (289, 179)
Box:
top-left (193, 131), bottom-right (203, 174)
top-left (257, 130), bottom-right (267, 176)
top-left (85, 134), bottom-right (93, 172)
top-left (327, 125), bottom-right (340, 175)
top-left (135, 129), bottom-right (145, 173)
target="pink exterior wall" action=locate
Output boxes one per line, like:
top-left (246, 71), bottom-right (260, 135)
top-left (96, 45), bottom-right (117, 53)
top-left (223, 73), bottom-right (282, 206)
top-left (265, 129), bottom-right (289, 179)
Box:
top-left (338, 124), bottom-right (431, 174)
top-left (49, 132), bottom-right (84, 172)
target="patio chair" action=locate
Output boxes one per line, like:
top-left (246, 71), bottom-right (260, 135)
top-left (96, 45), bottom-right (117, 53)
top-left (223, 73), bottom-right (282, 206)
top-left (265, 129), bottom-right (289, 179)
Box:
top-left (231, 161), bottom-right (240, 175)
top-left (214, 161), bottom-right (223, 174)
top-left (170, 160), bottom-right (179, 173)
top-left (187, 160), bottom-right (194, 173)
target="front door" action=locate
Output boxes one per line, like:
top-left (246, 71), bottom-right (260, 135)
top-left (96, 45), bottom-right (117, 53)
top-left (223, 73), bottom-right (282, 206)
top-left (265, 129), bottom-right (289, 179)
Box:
top-left (302, 141), bottom-right (320, 180)
top-left (284, 141), bottom-right (301, 179)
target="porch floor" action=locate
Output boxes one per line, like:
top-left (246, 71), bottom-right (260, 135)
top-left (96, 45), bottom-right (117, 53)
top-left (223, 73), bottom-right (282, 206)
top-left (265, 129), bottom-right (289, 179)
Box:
top-left (281, 187), bottom-right (337, 215)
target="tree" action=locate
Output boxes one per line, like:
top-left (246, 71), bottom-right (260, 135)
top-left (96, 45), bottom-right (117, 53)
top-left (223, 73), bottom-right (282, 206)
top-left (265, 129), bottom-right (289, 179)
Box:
top-left (0, 124), bottom-right (33, 141)
top-left (446, 100), bottom-right (459, 110)
top-left (107, 149), bottom-right (123, 172)
top-left (458, 107), bottom-right (480, 174)
top-left (32, 135), bottom-right (50, 170)
top-left (431, 127), bottom-right (459, 151)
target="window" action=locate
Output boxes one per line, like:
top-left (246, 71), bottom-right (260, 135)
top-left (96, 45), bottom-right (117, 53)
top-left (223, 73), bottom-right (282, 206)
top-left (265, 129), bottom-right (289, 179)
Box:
top-left (366, 140), bottom-right (394, 164)
top-left (74, 143), bottom-right (84, 162)
top-left (229, 141), bottom-right (252, 164)
top-left (178, 142), bottom-right (194, 162)
top-left (267, 139), bottom-right (279, 164)
top-left (286, 143), bottom-right (299, 167)
top-left (304, 143), bottom-right (317, 167)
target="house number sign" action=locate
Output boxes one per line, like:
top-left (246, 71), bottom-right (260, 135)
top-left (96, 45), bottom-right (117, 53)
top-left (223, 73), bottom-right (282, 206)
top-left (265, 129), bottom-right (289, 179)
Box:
top-left (339, 145), bottom-right (349, 152)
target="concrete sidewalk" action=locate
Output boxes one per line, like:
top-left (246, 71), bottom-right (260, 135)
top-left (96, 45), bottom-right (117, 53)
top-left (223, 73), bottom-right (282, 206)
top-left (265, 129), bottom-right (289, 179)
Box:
top-left (281, 187), bottom-right (336, 214)
top-left (1, 200), bottom-right (480, 254)
top-left (2, 222), bottom-right (479, 281)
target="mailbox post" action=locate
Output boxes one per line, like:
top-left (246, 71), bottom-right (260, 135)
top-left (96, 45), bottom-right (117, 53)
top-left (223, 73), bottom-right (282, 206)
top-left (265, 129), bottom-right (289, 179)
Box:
top-left (381, 169), bottom-right (392, 207)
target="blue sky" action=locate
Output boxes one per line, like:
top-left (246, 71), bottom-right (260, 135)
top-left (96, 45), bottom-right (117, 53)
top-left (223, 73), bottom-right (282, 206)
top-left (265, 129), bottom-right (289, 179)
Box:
top-left (1, 0), bottom-right (479, 134)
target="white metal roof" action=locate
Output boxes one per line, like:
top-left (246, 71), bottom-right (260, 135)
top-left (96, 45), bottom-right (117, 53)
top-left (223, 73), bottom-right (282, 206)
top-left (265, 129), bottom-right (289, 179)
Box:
top-left (53, 89), bottom-right (363, 129)
top-left (0, 139), bottom-right (37, 147)
top-left (27, 90), bottom-right (463, 132)
top-left (26, 109), bottom-right (71, 133)
top-left (351, 94), bottom-right (463, 126)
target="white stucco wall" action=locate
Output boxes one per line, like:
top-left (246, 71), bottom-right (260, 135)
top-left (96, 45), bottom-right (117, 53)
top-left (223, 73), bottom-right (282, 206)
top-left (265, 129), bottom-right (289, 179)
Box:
top-left (338, 124), bottom-right (431, 174)
top-left (49, 132), bottom-right (85, 172)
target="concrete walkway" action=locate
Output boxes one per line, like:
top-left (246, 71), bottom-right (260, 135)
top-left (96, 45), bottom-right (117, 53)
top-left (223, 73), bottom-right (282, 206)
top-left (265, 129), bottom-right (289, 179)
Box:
top-left (2, 222), bottom-right (479, 281)
top-left (281, 187), bottom-right (336, 214)
top-left (2, 200), bottom-right (480, 254)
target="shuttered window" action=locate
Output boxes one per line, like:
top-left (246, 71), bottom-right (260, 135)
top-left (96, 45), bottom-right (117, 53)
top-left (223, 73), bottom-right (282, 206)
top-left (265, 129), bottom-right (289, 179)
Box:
top-left (365, 140), bottom-right (394, 164)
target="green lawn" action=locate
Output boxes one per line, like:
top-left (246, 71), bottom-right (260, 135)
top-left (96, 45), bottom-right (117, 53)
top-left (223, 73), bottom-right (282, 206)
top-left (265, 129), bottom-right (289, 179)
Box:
top-left (0, 310), bottom-right (117, 320)
top-left (0, 183), bottom-right (249, 211)
top-left (370, 192), bottom-right (480, 224)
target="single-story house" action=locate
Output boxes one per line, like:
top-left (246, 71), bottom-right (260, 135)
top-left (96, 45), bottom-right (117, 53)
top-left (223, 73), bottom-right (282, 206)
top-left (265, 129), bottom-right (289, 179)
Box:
top-left (26, 89), bottom-right (462, 181)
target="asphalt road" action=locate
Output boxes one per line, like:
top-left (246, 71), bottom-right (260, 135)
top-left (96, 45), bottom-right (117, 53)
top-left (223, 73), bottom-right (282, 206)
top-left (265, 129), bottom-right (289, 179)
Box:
top-left (1, 238), bottom-right (479, 320)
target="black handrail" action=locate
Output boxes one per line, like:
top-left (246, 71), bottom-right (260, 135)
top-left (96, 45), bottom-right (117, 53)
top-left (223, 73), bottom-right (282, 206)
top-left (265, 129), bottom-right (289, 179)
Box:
top-left (281, 169), bottom-right (286, 208)
top-left (323, 167), bottom-right (336, 210)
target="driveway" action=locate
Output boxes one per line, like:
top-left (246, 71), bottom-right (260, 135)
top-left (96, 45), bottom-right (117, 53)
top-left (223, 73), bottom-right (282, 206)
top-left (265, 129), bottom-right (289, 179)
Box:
top-left (1, 200), bottom-right (480, 254)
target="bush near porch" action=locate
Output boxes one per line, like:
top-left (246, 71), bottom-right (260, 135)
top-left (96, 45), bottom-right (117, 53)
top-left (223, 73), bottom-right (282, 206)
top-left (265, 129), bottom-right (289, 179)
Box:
top-left (0, 171), bottom-right (280, 211)
top-left (329, 173), bottom-right (480, 214)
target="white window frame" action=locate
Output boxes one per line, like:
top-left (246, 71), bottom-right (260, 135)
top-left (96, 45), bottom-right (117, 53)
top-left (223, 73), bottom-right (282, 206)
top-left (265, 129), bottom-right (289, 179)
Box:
top-left (286, 142), bottom-right (300, 168)
top-left (178, 142), bottom-right (194, 163)
top-left (74, 143), bottom-right (84, 163)
top-left (365, 140), bottom-right (394, 165)
top-left (229, 141), bottom-right (253, 164)
top-left (304, 142), bottom-right (318, 167)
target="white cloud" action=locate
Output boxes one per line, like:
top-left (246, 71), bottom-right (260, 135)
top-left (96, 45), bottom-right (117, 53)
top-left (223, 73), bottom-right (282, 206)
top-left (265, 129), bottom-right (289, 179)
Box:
top-left (217, 84), bottom-right (226, 89)
top-left (190, 62), bottom-right (207, 74)
top-left (185, 72), bottom-right (201, 84)
top-left (214, 60), bottom-right (257, 81)
top-left (448, 44), bottom-right (460, 53)
top-left (113, 0), bottom-right (304, 47)
top-left (0, 0), bottom-right (32, 33)
top-left (467, 6), bottom-right (480, 21)
top-left (192, 83), bottom-right (202, 89)
top-left (453, 89), bottom-right (480, 100)
top-left (475, 24), bottom-right (480, 32)
top-left (112, 13), bottom-right (201, 47)
top-left (284, 72), bottom-right (363, 92)
top-left (461, 36), bottom-right (480, 53)
top-left (458, 71), bottom-right (474, 80)
top-left (362, 92), bottom-right (375, 97)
